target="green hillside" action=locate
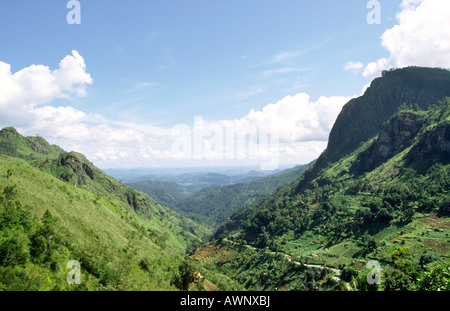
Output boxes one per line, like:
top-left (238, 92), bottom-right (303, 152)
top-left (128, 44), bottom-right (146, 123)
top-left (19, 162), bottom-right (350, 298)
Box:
top-left (0, 127), bottom-right (64, 161)
top-left (197, 69), bottom-right (450, 291)
top-left (0, 128), bottom-right (239, 291)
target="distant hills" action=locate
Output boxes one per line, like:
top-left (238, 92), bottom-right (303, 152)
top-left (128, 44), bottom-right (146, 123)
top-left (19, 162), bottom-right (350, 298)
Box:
top-left (123, 169), bottom-right (280, 207)
top-left (105, 166), bottom-right (278, 184)
top-left (162, 164), bottom-right (311, 226)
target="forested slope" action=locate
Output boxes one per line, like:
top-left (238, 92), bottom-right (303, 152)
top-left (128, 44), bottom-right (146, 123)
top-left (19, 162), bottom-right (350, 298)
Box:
top-left (0, 127), bottom-right (238, 290)
top-left (198, 68), bottom-right (450, 291)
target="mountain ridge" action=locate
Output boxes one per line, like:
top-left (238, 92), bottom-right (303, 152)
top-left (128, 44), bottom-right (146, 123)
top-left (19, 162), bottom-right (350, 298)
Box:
top-left (196, 68), bottom-right (450, 291)
top-left (0, 127), bottom-right (244, 290)
top-left (293, 67), bottom-right (450, 195)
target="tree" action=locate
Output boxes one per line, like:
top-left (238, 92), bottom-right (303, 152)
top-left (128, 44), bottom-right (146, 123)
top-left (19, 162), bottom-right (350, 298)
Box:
top-left (384, 270), bottom-right (415, 291)
top-left (391, 246), bottom-right (413, 273)
top-left (171, 260), bottom-right (195, 290)
top-left (341, 266), bottom-right (359, 282)
top-left (419, 253), bottom-right (435, 271)
top-left (384, 246), bottom-right (419, 291)
top-left (0, 232), bottom-right (30, 267)
top-left (256, 226), bottom-right (270, 248)
top-left (414, 264), bottom-right (450, 291)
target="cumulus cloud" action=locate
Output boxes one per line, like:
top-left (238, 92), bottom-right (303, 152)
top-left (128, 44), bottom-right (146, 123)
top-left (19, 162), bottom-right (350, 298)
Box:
top-left (192, 92), bottom-right (353, 146)
top-left (0, 52), bottom-right (354, 169)
top-left (0, 50), bottom-right (93, 128)
top-left (362, 0), bottom-right (450, 78)
top-left (344, 61), bottom-right (364, 74)
top-left (0, 52), bottom-right (172, 166)
top-left (235, 93), bottom-right (354, 143)
top-left (174, 93), bottom-right (355, 168)
top-left (0, 50), bottom-right (92, 109)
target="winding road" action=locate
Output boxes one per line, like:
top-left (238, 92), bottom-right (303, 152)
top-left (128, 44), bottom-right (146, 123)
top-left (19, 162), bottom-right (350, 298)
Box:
top-left (222, 238), bottom-right (342, 282)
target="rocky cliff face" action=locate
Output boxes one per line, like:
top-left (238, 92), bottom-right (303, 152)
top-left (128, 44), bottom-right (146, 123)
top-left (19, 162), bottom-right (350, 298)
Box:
top-left (293, 67), bottom-right (450, 194)
top-left (51, 151), bottom-right (97, 185)
top-left (352, 110), bottom-right (425, 173)
top-left (351, 100), bottom-right (450, 174)
top-left (325, 67), bottom-right (450, 166)
top-left (406, 121), bottom-right (450, 168)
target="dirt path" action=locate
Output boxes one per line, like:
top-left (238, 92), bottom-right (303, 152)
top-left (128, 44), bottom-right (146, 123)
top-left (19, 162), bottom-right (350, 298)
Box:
top-left (222, 238), bottom-right (342, 282)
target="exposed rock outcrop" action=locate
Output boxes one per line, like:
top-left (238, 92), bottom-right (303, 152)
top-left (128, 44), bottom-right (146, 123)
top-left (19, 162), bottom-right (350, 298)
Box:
top-left (352, 111), bottom-right (425, 173)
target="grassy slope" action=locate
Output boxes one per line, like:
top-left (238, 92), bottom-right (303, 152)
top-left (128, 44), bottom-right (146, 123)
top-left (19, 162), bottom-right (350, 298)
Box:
top-left (0, 128), bottom-right (241, 291)
top-left (0, 154), bottom-right (183, 290)
top-left (0, 153), bottom-right (241, 291)
top-left (1, 127), bottom-right (211, 253)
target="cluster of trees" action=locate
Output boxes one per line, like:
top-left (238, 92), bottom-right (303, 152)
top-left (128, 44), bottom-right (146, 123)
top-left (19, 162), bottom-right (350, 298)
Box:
top-left (0, 183), bottom-right (79, 290)
top-left (340, 246), bottom-right (449, 291)
top-left (0, 180), bottom-right (180, 291)
top-left (213, 246), bottom-right (338, 291)
top-left (240, 162), bottom-right (449, 249)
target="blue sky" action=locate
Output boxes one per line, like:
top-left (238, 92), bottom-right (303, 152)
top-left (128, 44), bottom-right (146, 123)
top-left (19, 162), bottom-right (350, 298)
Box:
top-left (1, 0), bottom-right (449, 169)
top-left (0, 1), bottom-right (397, 123)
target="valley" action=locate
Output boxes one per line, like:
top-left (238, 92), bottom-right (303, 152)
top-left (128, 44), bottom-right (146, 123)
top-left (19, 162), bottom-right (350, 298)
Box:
top-left (125, 164), bottom-right (311, 227)
top-left (0, 67), bottom-right (449, 292)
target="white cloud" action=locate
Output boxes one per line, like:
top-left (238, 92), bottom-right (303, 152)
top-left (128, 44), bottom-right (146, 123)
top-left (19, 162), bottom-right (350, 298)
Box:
top-left (53, 50), bottom-right (93, 97)
top-left (0, 52), bottom-right (172, 166)
top-left (235, 93), bottom-right (354, 143)
top-left (2, 50), bottom-right (91, 104)
top-left (90, 92), bottom-right (354, 168)
top-left (178, 93), bottom-right (355, 167)
top-left (362, 0), bottom-right (450, 78)
top-left (94, 147), bottom-right (128, 161)
top-left (0, 52), bottom-right (355, 169)
top-left (344, 61), bottom-right (364, 74)
top-left (0, 50), bottom-right (93, 127)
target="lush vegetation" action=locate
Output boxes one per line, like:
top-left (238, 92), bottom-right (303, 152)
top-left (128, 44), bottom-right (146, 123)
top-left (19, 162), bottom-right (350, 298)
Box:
top-left (200, 244), bottom-right (339, 291)
top-left (0, 157), bottom-right (181, 290)
top-left (297, 67), bottom-right (450, 197)
top-left (125, 179), bottom-right (194, 208)
top-left (124, 170), bottom-right (275, 209)
top-left (202, 75), bottom-right (450, 292)
top-left (0, 129), bottom-right (235, 291)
